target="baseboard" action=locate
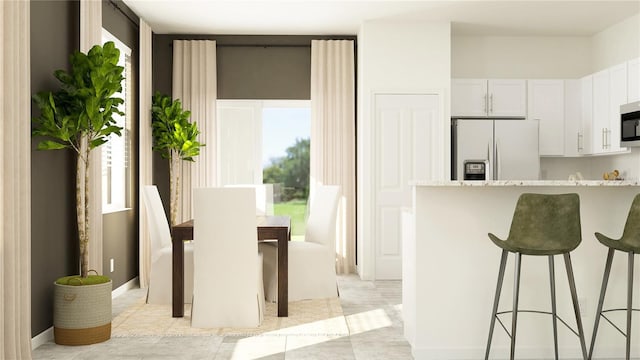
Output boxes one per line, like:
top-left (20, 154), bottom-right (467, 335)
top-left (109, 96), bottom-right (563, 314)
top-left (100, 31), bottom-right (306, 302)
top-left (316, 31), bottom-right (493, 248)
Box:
top-left (112, 276), bottom-right (139, 299)
top-left (32, 276), bottom-right (140, 350)
top-left (31, 327), bottom-right (53, 350)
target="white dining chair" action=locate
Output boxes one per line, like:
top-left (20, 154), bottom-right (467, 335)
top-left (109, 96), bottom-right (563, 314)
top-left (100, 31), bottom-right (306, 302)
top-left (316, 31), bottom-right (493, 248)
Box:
top-left (142, 185), bottom-right (194, 305)
top-left (225, 183), bottom-right (274, 216)
top-left (191, 187), bottom-right (265, 328)
top-left (260, 185), bottom-right (340, 302)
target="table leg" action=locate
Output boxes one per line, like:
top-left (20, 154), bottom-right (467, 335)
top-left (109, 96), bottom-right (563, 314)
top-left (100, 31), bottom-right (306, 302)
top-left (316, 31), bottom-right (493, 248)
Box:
top-left (172, 239), bottom-right (184, 317)
top-left (277, 228), bottom-right (289, 317)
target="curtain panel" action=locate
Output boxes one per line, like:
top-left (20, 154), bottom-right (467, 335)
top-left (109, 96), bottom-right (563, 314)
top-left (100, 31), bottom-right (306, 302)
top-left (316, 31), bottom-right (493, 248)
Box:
top-left (139, 19), bottom-right (153, 288)
top-left (172, 40), bottom-right (218, 222)
top-left (310, 40), bottom-right (356, 274)
top-left (1, 0), bottom-right (32, 358)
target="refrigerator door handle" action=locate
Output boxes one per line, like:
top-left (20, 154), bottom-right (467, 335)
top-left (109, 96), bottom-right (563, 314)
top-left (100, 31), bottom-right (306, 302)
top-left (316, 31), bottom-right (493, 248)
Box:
top-left (495, 139), bottom-right (501, 180)
top-left (487, 141), bottom-right (492, 180)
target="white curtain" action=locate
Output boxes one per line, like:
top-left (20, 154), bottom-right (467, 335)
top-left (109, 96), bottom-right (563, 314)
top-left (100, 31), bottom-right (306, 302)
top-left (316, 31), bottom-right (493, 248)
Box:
top-left (310, 40), bottom-right (356, 274)
top-left (1, 0), bottom-right (32, 358)
top-left (172, 40), bottom-right (217, 223)
top-left (80, 0), bottom-right (103, 275)
top-left (139, 19), bottom-right (153, 288)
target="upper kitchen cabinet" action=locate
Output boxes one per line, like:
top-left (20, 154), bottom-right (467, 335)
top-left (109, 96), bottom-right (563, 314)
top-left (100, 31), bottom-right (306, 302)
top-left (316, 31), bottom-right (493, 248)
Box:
top-left (452, 79), bottom-right (526, 118)
top-left (563, 79), bottom-right (585, 157)
top-left (628, 57), bottom-right (640, 103)
top-left (592, 69), bottom-right (611, 153)
top-left (609, 62), bottom-right (628, 152)
top-left (591, 63), bottom-right (628, 154)
top-left (528, 80), bottom-right (564, 156)
top-left (578, 75), bottom-right (593, 155)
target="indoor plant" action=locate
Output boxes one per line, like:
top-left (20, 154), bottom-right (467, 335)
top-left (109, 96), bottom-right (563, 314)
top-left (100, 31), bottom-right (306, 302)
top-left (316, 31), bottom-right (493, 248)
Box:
top-left (32, 41), bottom-right (124, 345)
top-left (151, 91), bottom-right (204, 226)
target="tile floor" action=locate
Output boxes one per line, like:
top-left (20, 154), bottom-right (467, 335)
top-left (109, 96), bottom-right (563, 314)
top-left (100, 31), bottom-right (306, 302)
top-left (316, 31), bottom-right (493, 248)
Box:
top-left (32, 274), bottom-right (413, 360)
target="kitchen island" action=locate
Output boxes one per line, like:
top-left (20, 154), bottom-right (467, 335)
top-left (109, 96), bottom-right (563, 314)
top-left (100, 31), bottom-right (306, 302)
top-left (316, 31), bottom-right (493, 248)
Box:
top-left (403, 180), bottom-right (640, 360)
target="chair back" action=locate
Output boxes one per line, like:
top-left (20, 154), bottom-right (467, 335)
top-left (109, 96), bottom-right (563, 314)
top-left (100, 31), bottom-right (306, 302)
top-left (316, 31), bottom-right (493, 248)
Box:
top-left (225, 184), bottom-right (274, 216)
top-left (192, 187), bottom-right (260, 328)
top-left (142, 185), bottom-right (172, 260)
top-left (621, 193), bottom-right (640, 249)
top-left (305, 185), bottom-right (341, 250)
top-left (507, 193), bottom-right (581, 252)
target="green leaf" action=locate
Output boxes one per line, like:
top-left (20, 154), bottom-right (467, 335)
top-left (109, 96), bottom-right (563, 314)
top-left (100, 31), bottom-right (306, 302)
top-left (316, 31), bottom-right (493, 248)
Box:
top-left (37, 140), bottom-right (68, 150)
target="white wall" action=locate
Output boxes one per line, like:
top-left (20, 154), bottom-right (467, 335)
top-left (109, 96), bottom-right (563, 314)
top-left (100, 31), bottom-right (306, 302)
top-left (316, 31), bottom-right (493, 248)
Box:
top-left (452, 36), bottom-right (593, 78)
top-left (592, 13), bottom-right (640, 71)
top-left (452, 13), bottom-right (640, 79)
top-left (357, 20), bottom-right (451, 280)
top-left (540, 149), bottom-right (640, 182)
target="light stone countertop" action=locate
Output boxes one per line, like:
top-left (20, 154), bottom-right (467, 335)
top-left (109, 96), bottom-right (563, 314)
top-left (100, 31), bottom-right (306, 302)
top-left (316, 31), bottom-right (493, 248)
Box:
top-left (411, 180), bottom-right (640, 187)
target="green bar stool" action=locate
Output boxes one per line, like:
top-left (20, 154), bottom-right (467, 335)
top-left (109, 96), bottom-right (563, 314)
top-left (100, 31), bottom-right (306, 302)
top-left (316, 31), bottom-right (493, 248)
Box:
top-left (589, 193), bottom-right (640, 360)
top-left (485, 193), bottom-right (588, 360)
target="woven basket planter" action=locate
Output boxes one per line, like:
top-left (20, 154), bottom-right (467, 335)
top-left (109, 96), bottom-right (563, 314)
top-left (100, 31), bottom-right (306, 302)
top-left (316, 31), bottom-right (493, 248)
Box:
top-left (53, 280), bottom-right (112, 345)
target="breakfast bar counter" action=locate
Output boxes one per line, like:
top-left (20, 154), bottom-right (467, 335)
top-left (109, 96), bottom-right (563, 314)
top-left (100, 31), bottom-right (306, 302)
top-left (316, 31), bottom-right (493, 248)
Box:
top-left (403, 181), bottom-right (640, 360)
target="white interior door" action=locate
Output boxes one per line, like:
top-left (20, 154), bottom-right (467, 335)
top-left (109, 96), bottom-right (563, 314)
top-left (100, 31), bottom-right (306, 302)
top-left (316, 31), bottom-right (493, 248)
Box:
top-left (216, 100), bottom-right (263, 186)
top-left (374, 93), bottom-right (440, 280)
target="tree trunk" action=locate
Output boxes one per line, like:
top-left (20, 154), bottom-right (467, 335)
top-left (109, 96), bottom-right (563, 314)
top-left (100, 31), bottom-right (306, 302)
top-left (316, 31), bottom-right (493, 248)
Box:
top-left (77, 135), bottom-right (90, 278)
top-left (169, 150), bottom-right (180, 226)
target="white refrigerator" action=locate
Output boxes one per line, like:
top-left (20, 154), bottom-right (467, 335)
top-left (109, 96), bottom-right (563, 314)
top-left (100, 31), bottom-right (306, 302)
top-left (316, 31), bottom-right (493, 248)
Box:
top-left (452, 118), bottom-right (540, 180)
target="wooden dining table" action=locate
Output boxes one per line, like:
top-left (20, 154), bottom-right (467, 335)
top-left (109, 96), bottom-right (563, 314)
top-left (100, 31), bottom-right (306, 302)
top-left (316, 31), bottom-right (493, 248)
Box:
top-left (171, 215), bottom-right (291, 318)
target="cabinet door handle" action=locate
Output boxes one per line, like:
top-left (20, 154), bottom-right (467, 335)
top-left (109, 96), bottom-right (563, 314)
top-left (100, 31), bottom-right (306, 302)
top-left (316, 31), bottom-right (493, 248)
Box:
top-left (483, 94), bottom-right (487, 114)
top-left (577, 132), bottom-right (583, 151)
top-left (602, 128), bottom-right (606, 150)
top-left (489, 94), bottom-right (494, 114)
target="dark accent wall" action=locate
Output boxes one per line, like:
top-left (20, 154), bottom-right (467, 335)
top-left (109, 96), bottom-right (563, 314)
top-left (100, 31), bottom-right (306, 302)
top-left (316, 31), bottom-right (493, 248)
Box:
top-left (30, 0), bottom-right (140, 337)
top-left (102, 0), bottom-right (140, 289)
top-left (151, 35), bottom-right (356, 205)
top-left (30, 0), bottom-right (80, 337)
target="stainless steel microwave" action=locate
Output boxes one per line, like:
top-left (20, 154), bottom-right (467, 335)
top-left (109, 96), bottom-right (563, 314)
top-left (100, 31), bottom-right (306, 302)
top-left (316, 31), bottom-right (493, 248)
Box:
top-left (621, 100), bottom-right (640, 146)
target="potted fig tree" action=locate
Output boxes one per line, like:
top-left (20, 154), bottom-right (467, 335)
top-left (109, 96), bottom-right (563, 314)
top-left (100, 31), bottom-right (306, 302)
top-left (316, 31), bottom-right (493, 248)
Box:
top-left (151, 91), bottom-right (204, 226)
top-left (32, 42), bottom-right (124, 345)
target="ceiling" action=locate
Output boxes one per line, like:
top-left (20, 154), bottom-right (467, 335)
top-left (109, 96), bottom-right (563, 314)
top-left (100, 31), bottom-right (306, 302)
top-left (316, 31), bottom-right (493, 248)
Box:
top-left (122, 0), bottom-right (640, 37)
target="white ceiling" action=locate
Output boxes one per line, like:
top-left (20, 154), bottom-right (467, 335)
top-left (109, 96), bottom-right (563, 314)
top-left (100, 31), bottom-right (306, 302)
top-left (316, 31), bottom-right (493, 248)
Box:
top-left (122, 0), bottom-right (640, 37)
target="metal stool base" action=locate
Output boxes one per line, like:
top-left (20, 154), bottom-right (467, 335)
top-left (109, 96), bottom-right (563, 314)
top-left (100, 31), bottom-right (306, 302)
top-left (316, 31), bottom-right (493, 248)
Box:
top-left (589, 249), bottom-right (638, 360)
top-left (485, 250), bottom-right (588, 360)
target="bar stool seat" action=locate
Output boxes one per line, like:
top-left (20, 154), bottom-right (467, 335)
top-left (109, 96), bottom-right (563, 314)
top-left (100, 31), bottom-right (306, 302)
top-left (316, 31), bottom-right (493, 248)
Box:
top-left (485, 193), bottom-right (587, 360)
top-left (589, 193), bottom-right (640, 360)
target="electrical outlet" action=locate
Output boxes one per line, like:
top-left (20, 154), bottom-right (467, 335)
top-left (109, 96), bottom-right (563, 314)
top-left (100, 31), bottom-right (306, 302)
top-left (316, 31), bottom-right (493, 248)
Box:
top-left (110, 258), bottom-right (115, 273)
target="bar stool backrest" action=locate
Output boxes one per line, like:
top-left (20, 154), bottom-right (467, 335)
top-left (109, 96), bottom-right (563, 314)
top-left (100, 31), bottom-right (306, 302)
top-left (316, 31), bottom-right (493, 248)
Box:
top-left (507, 193), bottom-right (582, 253)
top-left (621, 193), bottom-right (640, 249)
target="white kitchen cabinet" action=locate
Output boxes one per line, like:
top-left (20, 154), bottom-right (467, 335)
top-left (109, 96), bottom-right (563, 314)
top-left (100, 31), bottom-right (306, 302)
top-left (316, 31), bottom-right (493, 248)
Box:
top-left (592, 69), bottom-right (610, 153)
top-left (579, 75), bottom-right (593, 155)
top-left (609, 62), bottom-right (628, 152)
top-left (452, 79), bottom-right (526, 118)
top-left (628, 57), bottom-right (640, 102)
top-left (489, 80), bottom-right (527, 117)
top-left (451, 79), bottom-right (488, 117)
top-left (564, 79), bottom-right (583, 157)
top-left (590, 64), bottom-right (629, 154)
top-left (528, 80), bottom-right (564, 156)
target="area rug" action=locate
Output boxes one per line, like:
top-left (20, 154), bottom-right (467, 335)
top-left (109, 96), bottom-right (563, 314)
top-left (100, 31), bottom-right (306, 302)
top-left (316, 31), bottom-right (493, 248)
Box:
top-left (112, 298), bottom-right (347, 338)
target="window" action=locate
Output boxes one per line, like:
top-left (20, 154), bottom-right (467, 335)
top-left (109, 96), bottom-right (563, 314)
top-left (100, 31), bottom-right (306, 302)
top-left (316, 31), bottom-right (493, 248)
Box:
top-left (101, 30), bottom-right (132, 212)
top-left (262, 102), bottom-right (310, 241)
top-left (216, 100), bottom-right (310, 239)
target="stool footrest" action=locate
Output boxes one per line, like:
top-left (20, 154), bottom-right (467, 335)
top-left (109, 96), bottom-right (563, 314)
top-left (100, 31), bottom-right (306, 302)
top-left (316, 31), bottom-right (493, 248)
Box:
top-left (494, 309), bottom-right (582, 338)
top-left (598, 309), bottom-right (640, 338)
